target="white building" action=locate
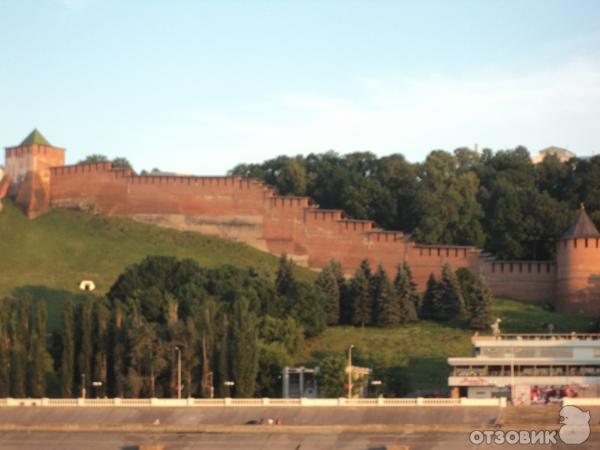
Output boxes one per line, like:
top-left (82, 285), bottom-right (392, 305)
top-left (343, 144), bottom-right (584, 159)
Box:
top-left (531, 146), bottom-right (576, 164)
top-left (448, 333), bottom-right (600, 403)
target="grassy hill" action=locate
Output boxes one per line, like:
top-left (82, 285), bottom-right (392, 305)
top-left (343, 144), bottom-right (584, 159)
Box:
top-left (0, 200), bottom-right (314, 329)
top-left (1, 200), bottom-right (594, 393)
top-left (296, 298), bottom-right (594, 392)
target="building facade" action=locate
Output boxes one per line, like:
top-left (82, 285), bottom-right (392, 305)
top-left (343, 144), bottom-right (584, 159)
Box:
top-left (2, 130), bottom-right (600, 314)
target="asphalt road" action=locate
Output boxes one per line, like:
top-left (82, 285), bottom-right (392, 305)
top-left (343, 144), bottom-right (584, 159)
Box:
top-left (1, 430), bottom-right (599, 450)
top-left (0, 406), bottom-right (598, 449)
top-left (0, 406), bottom-right (503, 426)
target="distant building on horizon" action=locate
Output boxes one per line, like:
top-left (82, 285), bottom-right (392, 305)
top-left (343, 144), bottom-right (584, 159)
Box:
top-left (531, 146), bottom-right (576, 164)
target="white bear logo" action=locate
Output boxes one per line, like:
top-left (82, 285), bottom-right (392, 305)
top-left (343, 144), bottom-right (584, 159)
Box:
top-left (559, 405), bottom-right (591, 445)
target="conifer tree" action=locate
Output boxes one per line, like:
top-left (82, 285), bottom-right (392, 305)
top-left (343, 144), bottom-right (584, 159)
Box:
top-left (394, 263), bottom-right (419, 323)
top-left (469, 275), bottom-right (494, 330)
top-left (373, 267), bottom-right (401, 327)
top-left (60, 301), bottom-right (75, 397)
top-left (420, 274), bottom-right (440, 320)
top-left (349, 260), bottom-right (373, 327)
top-left (456, 267), bottom-right (478, 312)
top-left (108, 301), bottom-right (127, 398)
top-left (93, 299), bottom-right (110, 395)
top-left (315, 261), bottom-right (342, 325)
top-left (275, 253), bottom-right (295, 295)
top-left (434, 264), bottom-right (466, 321)
top-left (230, 299), bottom-right (258, 397)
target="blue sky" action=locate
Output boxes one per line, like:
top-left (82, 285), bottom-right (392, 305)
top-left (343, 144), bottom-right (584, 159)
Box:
top-left (1, 0), bottom-right (600, 174)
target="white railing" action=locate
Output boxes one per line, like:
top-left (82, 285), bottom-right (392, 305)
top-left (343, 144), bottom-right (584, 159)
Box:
top-left (0, 397), bottom-right (508, 407)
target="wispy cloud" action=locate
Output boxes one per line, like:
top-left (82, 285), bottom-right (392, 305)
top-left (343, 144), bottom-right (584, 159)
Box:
top-left (187, 56), bottom-right (600, 171)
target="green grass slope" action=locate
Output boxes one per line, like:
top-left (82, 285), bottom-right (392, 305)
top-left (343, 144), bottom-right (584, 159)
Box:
top-left (296, 298), bottom-right (594, 392)
top-left (0, 200), bottom-right (313, 329)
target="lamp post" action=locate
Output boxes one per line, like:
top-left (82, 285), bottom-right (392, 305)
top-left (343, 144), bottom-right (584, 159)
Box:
top-left (92, 381), bottom-right (103, 398)
top-left (81, 373), bottom-right (86, 399)
top-left (371, 380), bottom-right (383, 397)
top-left (175, 346), bottom-right (182, 399)
top-left (208, 371), bottom-right (214, 399)
top-left (224, 381), bottom-right (235, 398)
top-left (347, 345), bottom-right (355, 400)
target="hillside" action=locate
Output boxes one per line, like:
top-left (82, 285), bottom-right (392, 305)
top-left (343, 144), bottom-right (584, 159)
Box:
top-left (0, 200), bottom-right (314, 329)
top-left (296, 298), bottom-right (594, 392)
top-left (1, 201), bottom-right (594, 393)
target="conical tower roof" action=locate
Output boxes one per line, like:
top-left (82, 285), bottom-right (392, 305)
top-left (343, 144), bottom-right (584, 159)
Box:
top-left (561, 204), bottom-right (600, 239)
top-left (19, 129), bottom-right (51, 147)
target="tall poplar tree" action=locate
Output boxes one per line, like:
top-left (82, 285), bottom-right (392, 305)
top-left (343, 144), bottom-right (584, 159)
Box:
top-left (0, 301), bottom-right (11, 397)
top-left (60, 301), bottom-right (75, 397)
top-left (29, 301), bottom-right (48, 397)
top-left (229, 299), bottom-right (258, 397)
top-left (10, 300), bottom-right (28, 397)
top-left (77, 299), bottom-right (94, 396)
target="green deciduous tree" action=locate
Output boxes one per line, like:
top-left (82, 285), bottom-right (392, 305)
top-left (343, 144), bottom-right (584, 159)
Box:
top-left (275, 254), bottom-right (295, 296)
top-left (318, 353), bottom-right (346, 398)
top-left (229, 299), bottom-right (259, 397)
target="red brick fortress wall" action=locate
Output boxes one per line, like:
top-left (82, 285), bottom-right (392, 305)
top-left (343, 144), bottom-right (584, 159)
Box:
top-left (46, 160), bottom-right (570, 304)
top-left (481, 260), bottom-right (557, 305)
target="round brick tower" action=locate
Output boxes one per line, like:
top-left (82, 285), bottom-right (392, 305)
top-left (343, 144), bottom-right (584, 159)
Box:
top-left (555, 204), bottom-right (600, 314)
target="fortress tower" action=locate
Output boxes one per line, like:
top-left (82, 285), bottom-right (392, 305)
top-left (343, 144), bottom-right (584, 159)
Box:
top-left (555, 205), bottom-right (600, 314)
top-left (4, 129), bottom-right (65, 218)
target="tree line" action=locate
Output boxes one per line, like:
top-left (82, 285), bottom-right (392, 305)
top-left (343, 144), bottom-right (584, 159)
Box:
top-left (230, 148), bottom-right (600, 260)
top-left (316, 259), bottom-right (492, 329)
top-left (0, 255), bottom-right (492, 398)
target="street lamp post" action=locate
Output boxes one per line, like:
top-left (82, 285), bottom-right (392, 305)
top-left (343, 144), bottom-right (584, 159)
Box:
top-left (208, 371), bottom-right (214, 399)
top-left (175, 346), bottom-right (182, 400)
top-left (371, 380), bottom-right (383, 397)
top-left (92, 381), bottom-right (103, 398)
top-left (347, 345), bottom-right (355, 400)
top-left (224, 381), bottom-right (235, 398)
top-left (81, 373), bottom-right (86, 399)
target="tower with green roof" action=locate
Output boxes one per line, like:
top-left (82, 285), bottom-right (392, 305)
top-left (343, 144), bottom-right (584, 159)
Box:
top-left (4, 129), bottom-right (65, 218)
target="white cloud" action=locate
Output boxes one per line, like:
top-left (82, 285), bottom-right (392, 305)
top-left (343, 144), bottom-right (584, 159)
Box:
top-left (156, 57), bottom-right (600, 174)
